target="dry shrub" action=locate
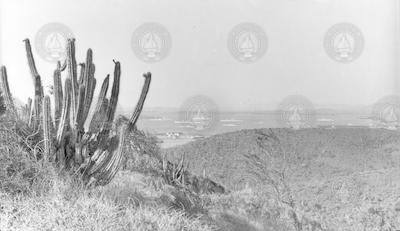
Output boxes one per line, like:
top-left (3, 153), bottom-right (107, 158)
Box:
top-left (0, 116), bottom-right (56, 196)
top-left (122, 128), bottom-right (163, 174)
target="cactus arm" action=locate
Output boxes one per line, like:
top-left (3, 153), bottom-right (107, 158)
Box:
top-left (56, 78), bottom-right (72, 146)
top-left (26, 98), bottom-right (32, 123)
top-left (97, 61), bottom-right (120, 135)
top-left (73, 85), bottom-right (86, 164)
top-left (89, 98), bottom-right (109, 135)
top-left (75, 85), bottom-right (86, 131)
top-left (87, 125), bottom-right (126, 186)
top-left (86, 77), bottom-right (96, 118)
top-left (89, 75), bottom-right (109, 132)
top-left (23, 39), bottom-right (44, 130)
top-left (32, 96), bottom-right (41, 130)
top-left (95, 75), bottom-right (110, 112)
top-left (28, 100), bottom-right (34, 127)
top-left (81, 50), bottom-right (95, 125)
top-left (84, 63), bottom-right (96, 120)
top-left (0, 66), bottom-right (18, 118)
top-left (86, 149), bottom-right (110, 176)
top-left (78, 63), bottom-right (85, 85)
top-left (88, 64), bottom-right (96, 102)
top-left (55, 78), bottom-right (72, 167)
top-left (33, 74), bottom-right (44, 130)
top-left (60, 60), bottom-right (67, 72)
top-left (83, 49), bottom-right (93, 89)
top-left (105, 61), bottom-right (121, 125)
top-left (127, 72), bottom-right (151, 131)
top-left (24, 39), bottom-right (43, 101)
top-left (53, 65), bottom-right (63, 128)
top-left (23, 39), bottom-right (40, 80)
top-left (42, 95), bottom-right (53, 161)
top-left (66, 39), bottom-right (78, 123)
top-left (96, 125), bottom-right (127, 185)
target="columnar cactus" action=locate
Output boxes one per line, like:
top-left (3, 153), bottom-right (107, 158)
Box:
top-left (25, 98), bottom-right (32, 123)
top-left (0, 38), bottom-right (152, 186)
top-left (53, 61), bottom-right (64, 128)
top-left (42, 95), bottom-right (53, 161)
top-left (0, 66), bottom-right (18, 118)
top-left (89, 75), bottom-right (109, 132)
top-left (24, 39), bottom-right (44, 130)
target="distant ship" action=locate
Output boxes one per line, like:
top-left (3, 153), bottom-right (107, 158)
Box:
top-left (220, 119), bottom-right (243, 123)
top-left (174, 120), bottom-right (191, 124)
top-left (222, 124), bottom-right (239, 127)
top-left (317, 118), bottom-right (336, 129)
top-left (146, 116), bottom-right (171, 121)
top-left (189, 135), bottom-right (205, 140)
top-left (165, 132), bottom-right (182, 139)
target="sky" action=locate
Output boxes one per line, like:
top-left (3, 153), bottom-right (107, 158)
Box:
top-left (0, 0), bottom-right (399, 111)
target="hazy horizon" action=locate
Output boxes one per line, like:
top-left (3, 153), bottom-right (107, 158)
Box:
top-left (1, 0), bottom-right (399, 111)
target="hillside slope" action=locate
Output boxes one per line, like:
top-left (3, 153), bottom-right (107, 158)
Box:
top-left (163, 128), bottom-right (400, 190)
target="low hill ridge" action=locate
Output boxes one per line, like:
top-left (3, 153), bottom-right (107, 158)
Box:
top-left (163, 128), bottom-right (400, 190)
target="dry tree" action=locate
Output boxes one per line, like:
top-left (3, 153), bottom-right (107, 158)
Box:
top-left (0, 38), bottom-right (151, 187)
top-left (243, 129), bottom-right (323, 231)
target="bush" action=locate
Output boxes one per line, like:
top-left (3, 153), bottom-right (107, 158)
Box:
top-left (0, 94), bottom-right (5, 116)
top-left (122, 128), bottom-right (163, 175)
top-left (0, 116), bottom-right (56, 196)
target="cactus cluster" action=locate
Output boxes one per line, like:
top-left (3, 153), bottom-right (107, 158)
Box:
top-left (0, 38), bottom-right (151, 186)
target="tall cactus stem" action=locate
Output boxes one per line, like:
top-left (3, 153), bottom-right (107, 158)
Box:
top-left (24, 39), bottom-right (43, 108)
top-left (104, 60), bottom-right (120, 127)
top-left (80, 50), bottom-right (94, 125)
top-left (127, 72), bottom-right (151, 131)
top-left (0, 66), bottom-right (18, 118)
top-left (26, 98), bottom-right (32, 123)
top-left (42, 95), bottom-right (53, 161)
top-left (56, 78), bottom-right (72, 146)
top-left (24, 39), bottom-right (44, 130)
top-left (78, 63), bottom-right (85, 85)
top-left (23, 39), bottom-right (40, 79)
top-left (89, 75), bottom-right (109, 132)
top-left (66, 39), bottom-right (78, 123)
top-left (82, 62), bottom-right (95, 123)
top-left (53, 64), bottom-right (63, 127)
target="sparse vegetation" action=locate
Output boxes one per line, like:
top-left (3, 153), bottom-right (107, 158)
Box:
top-left (0, 38), bottom-right (227, 231)
top-left (3, 107), bottom-right (400, 230)
top-left (244, 129), bottom-right (316, 231)
top-left (0, 38), bottom-right (153, 187)
top-left (1, 37), bottom-right (400, 231)
top-left (165, 128), bottom-right (400, 230)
